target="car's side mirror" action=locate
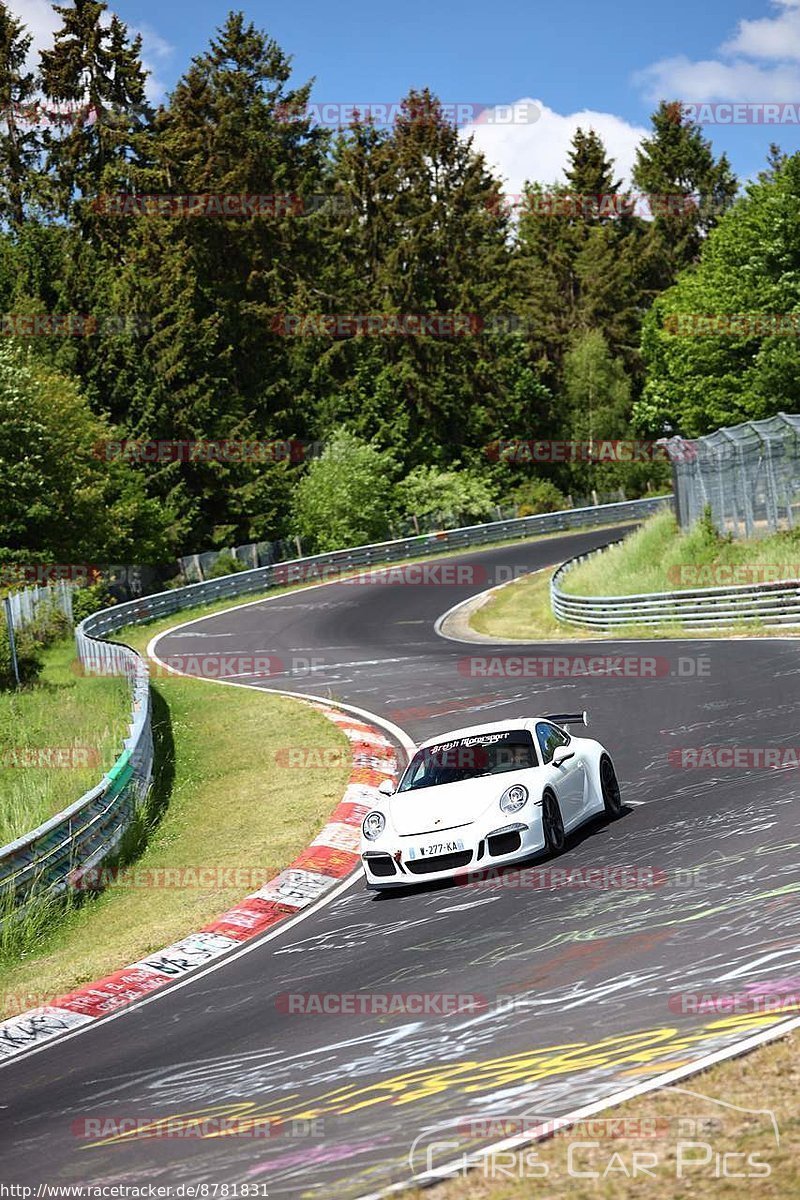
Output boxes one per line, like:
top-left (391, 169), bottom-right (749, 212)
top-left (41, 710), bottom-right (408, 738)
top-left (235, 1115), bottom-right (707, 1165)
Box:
top-left (552, 750), bottom-right (575, 768)
top-left (377, 778), bottom-right (395, 796)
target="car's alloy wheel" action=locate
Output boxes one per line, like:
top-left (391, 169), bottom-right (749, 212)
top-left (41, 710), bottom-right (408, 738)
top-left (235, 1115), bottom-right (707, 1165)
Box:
top-left (542, 791), bottom-right (565, 854)
top-left (600, 755), bottom-right (622, 818)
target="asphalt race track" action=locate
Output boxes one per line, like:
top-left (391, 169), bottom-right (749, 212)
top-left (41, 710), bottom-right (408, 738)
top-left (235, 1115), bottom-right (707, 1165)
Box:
top-left (2, 525), bottom-right (800, 1197)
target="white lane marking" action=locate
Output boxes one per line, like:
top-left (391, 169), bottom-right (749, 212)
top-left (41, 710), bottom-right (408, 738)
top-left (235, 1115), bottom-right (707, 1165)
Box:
top-left (312, 656), bottom-right (420, 669)
top-left (146, 547), bottom-right (800, 1200)
top-left (165, 632), bottom-right (235, 638)
top-left (424, 698), bottom-right (529, 720)
top-left (149, 629), bottom-right (417, 759)
top-left (49, 546), bottom-right (797, 1108)
top-left (436, 897), bottom-right (500, 913)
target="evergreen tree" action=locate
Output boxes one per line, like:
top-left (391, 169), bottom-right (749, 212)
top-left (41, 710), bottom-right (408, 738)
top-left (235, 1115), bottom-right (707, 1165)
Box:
top-left (82, 12), bottom-right (328, 548)
top-left (303, 89), bottom-right (540, 469)
top-left (515, 128), bottom-right (646, 388)
top-left (565, 127), bottom-right (622, 221)
top-left (513, 182), bottom-right (577, 388)
top-left (759, 142), bottom-right (787, 184)
top-left (632, 100), bottom-right (738, 291)
top-left (40, 0), bottom-right (149, 220)
top-left (0, 3), bottom-right (41, 228)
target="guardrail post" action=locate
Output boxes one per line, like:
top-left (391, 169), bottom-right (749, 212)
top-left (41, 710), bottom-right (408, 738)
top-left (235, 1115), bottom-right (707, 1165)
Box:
top-left (4, 596), bottom-right (20, 688)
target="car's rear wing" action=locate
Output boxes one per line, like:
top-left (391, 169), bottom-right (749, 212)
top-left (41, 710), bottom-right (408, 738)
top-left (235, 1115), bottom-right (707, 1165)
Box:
top-left (544, 711), bottom-right (587, 727)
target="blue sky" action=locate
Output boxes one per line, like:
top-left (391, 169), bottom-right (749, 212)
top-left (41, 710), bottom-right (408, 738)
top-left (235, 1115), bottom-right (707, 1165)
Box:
top-left (16, 0), bottom-right (800, 193)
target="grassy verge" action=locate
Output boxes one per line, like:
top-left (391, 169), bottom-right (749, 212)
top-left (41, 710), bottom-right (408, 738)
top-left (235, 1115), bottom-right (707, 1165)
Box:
top-left (411, 1030), bottom-right (799, 1200)
top-left (0, 657), bottom-right (351, 1016)
top-left (563, 510), bottom-right (800, 597)
top-left (467, 568), bottom-right (671, 642)
top-left (0, 636), bottom-right (130, 844)
top-left (470, 515), bottom-right (798, 641)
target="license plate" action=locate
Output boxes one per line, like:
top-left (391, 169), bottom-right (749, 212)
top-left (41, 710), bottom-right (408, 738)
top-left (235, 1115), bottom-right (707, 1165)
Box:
top-left (408, 839), bottom-right (464, 860)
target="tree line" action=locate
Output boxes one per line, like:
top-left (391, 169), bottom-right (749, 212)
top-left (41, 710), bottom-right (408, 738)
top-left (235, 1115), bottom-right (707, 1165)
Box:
top-left (2, 2), bottom-right (790, 563)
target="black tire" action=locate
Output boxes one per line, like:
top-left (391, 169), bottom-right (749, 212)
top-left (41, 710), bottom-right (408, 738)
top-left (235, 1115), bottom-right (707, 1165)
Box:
top-left (542, 790), bottom-right (566, 855)
top-left (600, 755), bottom-right (622, 819)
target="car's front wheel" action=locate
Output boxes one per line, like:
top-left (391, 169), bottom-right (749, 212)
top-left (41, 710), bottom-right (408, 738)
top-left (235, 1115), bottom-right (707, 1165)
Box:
top-left (600, 754), bottom-right (622, 819)
top-left (542, 790), bottom-right (565, 855)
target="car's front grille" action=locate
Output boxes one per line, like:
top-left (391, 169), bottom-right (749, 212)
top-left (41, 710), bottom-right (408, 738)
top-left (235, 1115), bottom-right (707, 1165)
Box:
top-left (405, 850), bottom-right (473, 875)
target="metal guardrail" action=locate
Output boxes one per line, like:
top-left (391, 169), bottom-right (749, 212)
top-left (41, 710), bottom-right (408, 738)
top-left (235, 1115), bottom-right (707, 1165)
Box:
top-left (0, 494), bottom-right (669, 914)
top-left (78, 495), bottom-right (672, 640)
top-left (551, 543), bottom-right (800, 629)
top-left (0, 640), bottom-right (152, 913)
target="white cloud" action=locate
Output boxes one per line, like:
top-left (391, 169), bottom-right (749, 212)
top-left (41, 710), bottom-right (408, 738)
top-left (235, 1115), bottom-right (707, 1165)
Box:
top-left (8, 0), bottom-right (172, 102)
top-left (637, 0), bottom-right (800, 102)
top-left (635, 55), bottom-right (800, 103)
top-left (722, 0), bottom-right (800, 62)
top-left (462, 98), bottom-right (648, 196)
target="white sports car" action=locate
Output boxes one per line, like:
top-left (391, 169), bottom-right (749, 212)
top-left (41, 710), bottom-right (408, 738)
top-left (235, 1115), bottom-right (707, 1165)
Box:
top-left (360, 713), bottom-right (621, 889)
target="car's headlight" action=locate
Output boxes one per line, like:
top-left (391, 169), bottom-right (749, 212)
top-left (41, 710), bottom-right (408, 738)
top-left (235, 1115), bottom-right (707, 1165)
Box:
top-left (500, 783), bottom-right (528, 813)
top-left (362, 811), bottom-right (386, 840)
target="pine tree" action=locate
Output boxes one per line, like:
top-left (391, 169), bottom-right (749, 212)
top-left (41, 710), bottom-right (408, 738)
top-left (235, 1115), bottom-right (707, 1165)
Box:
top-left (0, 3), bottom-right (41, 228)
top-left (40, 0), bottom-right (149, 220)
top-left (83, 12), bottom-right (329, 547)
top-left (515, 128), bottom-right (646, 386)
top-left (565, 127), bottom-right (622, 221)
top-left (632, 100), bottom-right (738, 291)
top-left (758, 142), bottom-right (787, 184)
top-left (302, 88), bottom-right (538, 469)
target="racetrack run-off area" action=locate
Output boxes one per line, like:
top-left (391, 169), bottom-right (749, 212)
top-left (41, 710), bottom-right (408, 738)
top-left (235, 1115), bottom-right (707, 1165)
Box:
top-left (1, 524), bottom-right (799, 1198)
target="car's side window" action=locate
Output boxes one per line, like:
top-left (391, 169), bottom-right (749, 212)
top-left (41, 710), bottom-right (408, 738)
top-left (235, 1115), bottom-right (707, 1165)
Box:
top-left (535, 722), bottom-right (570, 765)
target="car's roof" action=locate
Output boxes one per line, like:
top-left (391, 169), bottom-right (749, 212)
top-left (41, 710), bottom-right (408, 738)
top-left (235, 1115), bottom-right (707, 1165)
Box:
top-left (416, 717), bottom-right (549, 750)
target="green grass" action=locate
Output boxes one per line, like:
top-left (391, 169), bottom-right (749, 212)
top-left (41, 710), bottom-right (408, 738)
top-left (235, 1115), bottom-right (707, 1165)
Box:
top-left (0, 669), bottom-right (351, 1013)
top-left (470, 514), bottom-right (800, 641)
top-left (0, 637), bottom-right (130, 845)
top-left (562, 511), bottom-right (800, 598)
top-left (468, 567), bottom-right (577, 640)
top-left (467, 567), bottom-right (671, 642)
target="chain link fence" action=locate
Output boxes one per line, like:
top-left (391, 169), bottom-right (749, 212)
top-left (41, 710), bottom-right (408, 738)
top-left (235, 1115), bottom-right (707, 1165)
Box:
top-left (3, 580), bottom-right (73, 630)
top-left (663, 413), bottom-right (800, 538)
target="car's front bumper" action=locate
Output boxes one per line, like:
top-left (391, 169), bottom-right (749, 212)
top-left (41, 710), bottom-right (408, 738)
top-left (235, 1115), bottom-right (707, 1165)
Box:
top-left (360, 815), bottom-right (546, 889)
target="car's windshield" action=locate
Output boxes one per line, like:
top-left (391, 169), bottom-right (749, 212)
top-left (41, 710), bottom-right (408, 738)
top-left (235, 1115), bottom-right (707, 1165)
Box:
top-left (397, 729), bottom-right (537, 792)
